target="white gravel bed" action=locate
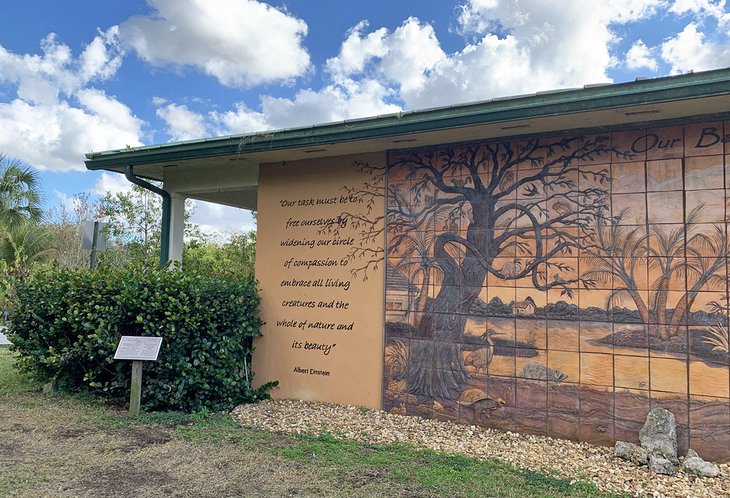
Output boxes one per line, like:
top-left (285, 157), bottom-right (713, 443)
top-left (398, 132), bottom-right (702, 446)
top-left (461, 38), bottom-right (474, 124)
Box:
top-left (233, 399), bottom-right (730, 497)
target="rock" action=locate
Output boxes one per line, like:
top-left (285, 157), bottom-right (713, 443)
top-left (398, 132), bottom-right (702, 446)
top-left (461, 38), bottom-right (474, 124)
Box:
top-left (648, 455), bottom-right (677, 475)
top-left (639, 407), bottom-right (678, 463)
top-left (683, 449), bottom-right (721, 478)
top-left (614, 441), bottom-right (648, 465)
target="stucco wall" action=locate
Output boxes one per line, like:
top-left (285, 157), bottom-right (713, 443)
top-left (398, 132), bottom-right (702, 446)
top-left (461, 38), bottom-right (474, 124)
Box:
top-left (254, 153), bottom-right (385, 408)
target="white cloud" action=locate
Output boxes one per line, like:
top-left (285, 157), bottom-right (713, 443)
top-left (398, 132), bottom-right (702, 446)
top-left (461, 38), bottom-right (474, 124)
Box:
top-left (210, 80), bottom-right (401, 135)
top-left (326, 18), bottom-right (446, 96)
top-left (280, 1), bottom-right (666, 112)
top-left (92, 172), bottom-right (134, 196)
top-left (119, 0), bottom-right (311, 88)
top-left (0, 29), bottom-right (122, 104)
top-left (401, 0), bottom-right (665, 106)
top-left (0, 29), bottom-right (142, 172)
top-left (156, 103), bottom-right (209, 141)
top-left (626, 39), bottom-right (659, 71)
top-left (0, 93), bottom-right (143, 172)
top-left (669, 0), bottom-right (730, 24)
top-left (190, 200), bottom-right (256, 237)
top-left (660, 22), bottom-right (730, 73)
top-left (210, 102), bottom-right (271, 135)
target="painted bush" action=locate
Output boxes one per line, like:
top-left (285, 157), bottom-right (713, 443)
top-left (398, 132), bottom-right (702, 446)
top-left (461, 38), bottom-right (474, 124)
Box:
top-left (383, 121), bottom-right (730, 461)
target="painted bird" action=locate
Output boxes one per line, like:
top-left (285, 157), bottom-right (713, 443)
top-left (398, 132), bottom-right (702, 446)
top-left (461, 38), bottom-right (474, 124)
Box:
top-left (464, 328), bottom-right (500, 374)
top-left (552, 200), bottom-right (572, 215)
top-left (498, 258), bottom-right (522, 278)
top-left (523, 183), bottom-right (539, 196)
top-left (498, 170), bottom-right (514, 192)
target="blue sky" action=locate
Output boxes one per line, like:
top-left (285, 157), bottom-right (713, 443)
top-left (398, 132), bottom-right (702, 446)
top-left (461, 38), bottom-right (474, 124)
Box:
top-left (1, 0), bottom-right (729, 234)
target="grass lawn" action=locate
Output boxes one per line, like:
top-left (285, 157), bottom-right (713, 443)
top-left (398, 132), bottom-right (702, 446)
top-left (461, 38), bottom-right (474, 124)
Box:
top-left (0, 347), bottom-right (624, 497)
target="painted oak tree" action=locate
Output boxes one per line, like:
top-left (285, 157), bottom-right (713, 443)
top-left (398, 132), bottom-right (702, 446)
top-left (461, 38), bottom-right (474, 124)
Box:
top-left (388, 136), bottom-right (617, 399)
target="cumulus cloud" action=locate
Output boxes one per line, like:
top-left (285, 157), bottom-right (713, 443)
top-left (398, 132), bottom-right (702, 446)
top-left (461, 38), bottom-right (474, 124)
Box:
top-left (660, 22), bottom-right (730, 73)
top-left (669, 0), bottom-right (730, 24)
top-left (0, 29), bottom-right (123, 103)
top-left (190, 200), bottom-right (256, 237)
top-left (165, 1), bottom-right (676, 135)
top-left (210, 80), bottom-right (401, 135)
top-left (0, 90), bottom-right (143, 172)
top-left (302, 0), bottom-right (667, 111)
top-left (404, 0), bottom-right (665, 106)
top-left (156, 103), bottom-right (209, 141)
top-left (119, 0), bottom-right (311, 88)
top-left (326, 18), bottom-right (445, 94)
top-left (92, 172), bottom-right (134, 196)
top-left (626, 39), bottom-right (659, 71)
top-left (0, 29), bottom-right (143, 171)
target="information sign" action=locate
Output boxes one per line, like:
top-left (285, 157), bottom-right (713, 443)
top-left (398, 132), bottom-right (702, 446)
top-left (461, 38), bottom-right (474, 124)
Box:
top-left (114, 336), bottom-right (163, 361)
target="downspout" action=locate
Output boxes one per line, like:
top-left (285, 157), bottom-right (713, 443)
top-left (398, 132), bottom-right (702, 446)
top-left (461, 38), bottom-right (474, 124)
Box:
top-left (124, 165), bottom-right (171, 268)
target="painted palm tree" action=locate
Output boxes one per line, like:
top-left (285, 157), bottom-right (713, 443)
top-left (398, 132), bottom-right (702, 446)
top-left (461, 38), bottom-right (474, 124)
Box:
top-left (388, 184), bottom-right (458, 325)
top-left (0, 154), bottom-right (42, 230)
top-left (668, 223), bottom-right (730, 337)
top-left (583, 209), bottom-right (650, 327)
top-left (645, 205), bottom-right (702, 339)
top-left (585, 204), bottom-right (727, 340)
top-left (393, 229), bottom-right (438, 320)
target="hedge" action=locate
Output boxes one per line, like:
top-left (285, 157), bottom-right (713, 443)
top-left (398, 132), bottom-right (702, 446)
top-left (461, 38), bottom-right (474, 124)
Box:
top-left (8, 265), bottom-right (275, 412)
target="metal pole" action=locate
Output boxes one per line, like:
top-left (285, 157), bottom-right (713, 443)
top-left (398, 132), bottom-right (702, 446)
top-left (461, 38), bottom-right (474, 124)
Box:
top-left (89, 221), bottom-right (100, 271)
top-left (124, 165), bottom-right (172, 269)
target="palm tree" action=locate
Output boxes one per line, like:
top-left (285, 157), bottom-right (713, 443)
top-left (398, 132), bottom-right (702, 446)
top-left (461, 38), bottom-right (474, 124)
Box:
top-left (0, 154), bottom-right (42, 230)
top-left (0, 223), bottom-right (54, 277)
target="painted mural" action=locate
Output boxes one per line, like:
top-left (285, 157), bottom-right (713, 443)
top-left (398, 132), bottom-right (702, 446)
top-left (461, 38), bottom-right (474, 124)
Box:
top-left (383, 121), bottom-right (730, 461)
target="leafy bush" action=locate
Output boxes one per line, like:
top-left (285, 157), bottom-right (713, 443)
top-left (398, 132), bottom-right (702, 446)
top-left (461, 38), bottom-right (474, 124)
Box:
top-left (8, 265), bottom-right (275, 412)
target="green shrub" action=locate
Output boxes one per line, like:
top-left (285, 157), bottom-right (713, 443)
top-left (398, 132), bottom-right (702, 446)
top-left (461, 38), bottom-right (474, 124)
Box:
top-left (8, 265), bottom-right (275, 412)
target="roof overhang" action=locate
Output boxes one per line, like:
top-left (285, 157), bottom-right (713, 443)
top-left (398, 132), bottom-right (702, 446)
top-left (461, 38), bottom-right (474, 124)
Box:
top-left (85, 68), bottom-right (730, 210)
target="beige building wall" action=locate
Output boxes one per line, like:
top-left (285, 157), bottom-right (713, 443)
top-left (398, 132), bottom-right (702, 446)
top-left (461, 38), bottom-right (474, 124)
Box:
top-left (253, 153), bottom-right (386, 408)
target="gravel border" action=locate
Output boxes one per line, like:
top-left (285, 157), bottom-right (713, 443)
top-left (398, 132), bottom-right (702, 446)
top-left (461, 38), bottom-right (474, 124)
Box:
top-left (233, 399), bottom-right (730, 497)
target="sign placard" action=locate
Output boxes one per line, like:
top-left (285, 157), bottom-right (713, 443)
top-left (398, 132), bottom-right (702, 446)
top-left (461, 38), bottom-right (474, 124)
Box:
top-left (114, 336), bottom-right (163, 361)
top-left (82, 221), bottom-right (107, 250)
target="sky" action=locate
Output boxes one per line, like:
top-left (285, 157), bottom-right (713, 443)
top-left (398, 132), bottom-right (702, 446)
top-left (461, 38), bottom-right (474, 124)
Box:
top-left (1, 0), bottom-right (729, 235)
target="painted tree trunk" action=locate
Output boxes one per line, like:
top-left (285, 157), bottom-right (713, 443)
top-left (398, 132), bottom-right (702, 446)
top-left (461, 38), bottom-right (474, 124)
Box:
top-left (401, 201), bottom-right (491, 399)
top-left (652, 280), bottom-right (670, 340)
top-left (412, 266), bottom-right (431, 327)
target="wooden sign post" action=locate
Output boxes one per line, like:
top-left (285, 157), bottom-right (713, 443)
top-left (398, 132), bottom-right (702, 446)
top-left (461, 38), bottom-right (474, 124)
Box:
top-left (114, 336), bottom-right (163, 417)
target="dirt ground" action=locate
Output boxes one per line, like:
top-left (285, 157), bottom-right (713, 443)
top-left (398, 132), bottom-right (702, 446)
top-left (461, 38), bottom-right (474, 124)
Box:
top-left (0, 347), bottom-right (617, 498)
top-left (0, 392), bottom-right (432, 498)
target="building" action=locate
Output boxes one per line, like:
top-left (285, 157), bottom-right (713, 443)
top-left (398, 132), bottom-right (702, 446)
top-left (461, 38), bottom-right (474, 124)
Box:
top-left (86, 68), bottom-right (730, 460)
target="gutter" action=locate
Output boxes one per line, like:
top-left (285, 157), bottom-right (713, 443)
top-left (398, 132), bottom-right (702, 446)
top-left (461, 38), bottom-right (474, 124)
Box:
top-left (124, 165), bottom-right (171, 268)
top-left (85, 68), bottom-right (730, 171)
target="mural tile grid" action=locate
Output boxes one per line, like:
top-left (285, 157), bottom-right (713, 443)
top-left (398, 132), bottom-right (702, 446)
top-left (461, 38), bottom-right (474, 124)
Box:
top-left (384, 121), bottom-right (730, 460)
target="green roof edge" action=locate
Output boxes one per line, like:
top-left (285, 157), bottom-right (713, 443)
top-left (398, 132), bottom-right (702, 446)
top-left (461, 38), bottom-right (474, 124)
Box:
top-left (85, 68), bottom-right (730, 170)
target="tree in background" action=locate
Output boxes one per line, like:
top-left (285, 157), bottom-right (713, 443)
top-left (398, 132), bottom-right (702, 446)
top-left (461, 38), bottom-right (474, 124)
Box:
top-left (101, 185), bottom-right (164, 266)
top-left (101, 185), bottom-right (204, 267)
top-left (46, 193), bottom-right (108, 270)
top-left (183, 231), bottom-right (256, 278)
top-left (0, 154), bottom-right (42, 229)
top-left (0, 223), bottom-right (54, 278)
top-left (0, 154), bottom-right (46, 309)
